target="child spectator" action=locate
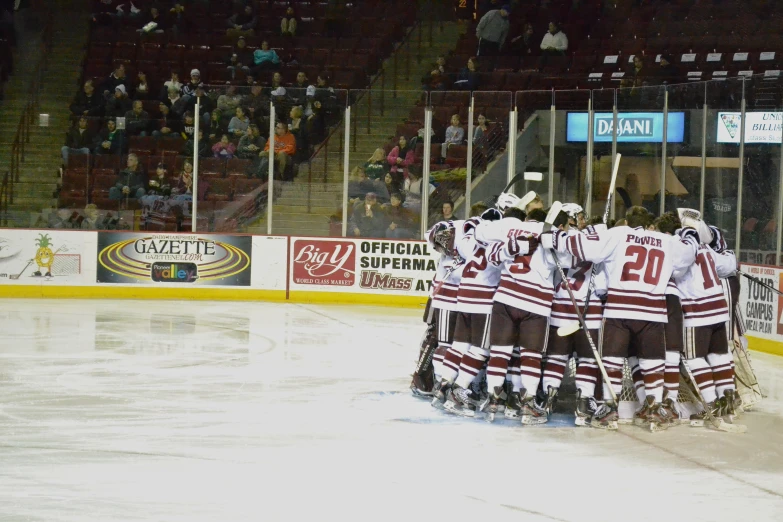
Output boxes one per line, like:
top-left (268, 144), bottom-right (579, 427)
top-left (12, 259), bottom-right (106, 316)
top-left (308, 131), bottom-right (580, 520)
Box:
top-left (364, 148), bottom-right (389, 180)
top-left (387, 136), bottom-right (415, 182)
top-left (183, 129), bottom-right (209, 158)
top-left (161, 71), bottom-right (182, 100)
top-left (281, 6), bottom-right (298, 36)
top-left (383, 172), bottom-right (401, 200)
top-left (207, 111), bottom-right (225, 141)
top-left (212, 134), bottom-right (237, 159)
top-left (441, 114), bottom-right (465, 158)
top-left (132, 71), bottom-right (151, 100)
top-left (147, 163), bottom-right (171, 196)
top-left (180, 111), bottom-right (196, 141)
top-left (173, 160), bottom-right (194, 195)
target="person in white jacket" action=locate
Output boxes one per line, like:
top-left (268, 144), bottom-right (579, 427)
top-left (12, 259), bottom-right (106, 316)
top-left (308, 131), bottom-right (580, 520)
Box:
top-left (540, 22), bottom-right (568, 55)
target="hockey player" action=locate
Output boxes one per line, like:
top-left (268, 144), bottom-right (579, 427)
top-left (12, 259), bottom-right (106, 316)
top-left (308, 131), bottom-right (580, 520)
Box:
top-left (673, 215), bottom-right (738, 425)
top-left (546, 206), bottom-right (699, 431)
top-left (473, 203), bottom-right (570, 424)
top-left (543, 212), bottom-right (607, 426)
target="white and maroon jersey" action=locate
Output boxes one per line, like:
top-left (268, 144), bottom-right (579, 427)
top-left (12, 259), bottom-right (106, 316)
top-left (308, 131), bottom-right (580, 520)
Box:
top-left (550, 249), bottom-right (606, 330)
top-left (476, 218), bottom-right (557, 317)
top-left (666, 278), bottom-right (683, 299)
top-left (561, 225), bottom-right (698, 323)
top-left (429, 219), bottom-right (466, 311)
top-left (675, 245), bottom-right (737, 327)
top-left (454, 218), bottom-right (502, 314)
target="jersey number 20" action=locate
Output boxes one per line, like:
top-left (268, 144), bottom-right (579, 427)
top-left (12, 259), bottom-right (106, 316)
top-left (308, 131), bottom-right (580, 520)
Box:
top-left (620, 246), bottom-right (665, 285)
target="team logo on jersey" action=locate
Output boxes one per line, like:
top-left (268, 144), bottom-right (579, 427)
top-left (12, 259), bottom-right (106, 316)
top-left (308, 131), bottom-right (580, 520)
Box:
top-left (292, 240), bottom-right (355, 286)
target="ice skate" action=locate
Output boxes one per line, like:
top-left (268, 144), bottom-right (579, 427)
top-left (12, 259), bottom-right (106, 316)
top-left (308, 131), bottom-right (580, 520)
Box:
top-left (485, 386), bottom-right (505, 422)
top-left (723, 390), bottom-right (740, 422)
top-left (410, 369), bottom-right (435, 398)
top-left (590, 402), bottom-right (619, 430)
top-left (504, 390), bottom-right (522, 419)
top-left (430, 379), bottom-right (451, 410)
top-left (470, 379), bottom-right (490, 412)
top-left (690, 400), bottom-right (719, 427)
top-left (574, 390), bottom-right (598, 427)
top-left (444, 385), bottom-right (477, 417)
top-left (661, 398), bottom-right (681, 426)
top-left (633, 396), bottom-right (654, 427)
top-left (690, 400), bottom-right (747, 433)
top-left (543, 386), bottom-right (559, 416)
top-left (519, 392), bottom-right (549, 425)
top-left (646, 401), bottom-right (671, 432)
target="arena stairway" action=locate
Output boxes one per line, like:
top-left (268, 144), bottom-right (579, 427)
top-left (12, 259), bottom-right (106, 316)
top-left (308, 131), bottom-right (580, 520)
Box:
top-left (0, 1), bottom-right (90, 226)
top-left (248, 20), bottom-right (465, 237)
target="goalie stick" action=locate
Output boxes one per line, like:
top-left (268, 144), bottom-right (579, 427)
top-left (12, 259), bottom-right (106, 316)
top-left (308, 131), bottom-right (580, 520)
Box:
top-left (679, 360), bottom-right (747, 433)
top-left (738, 270), bottom-right (783, 297)
top-left (543, 203), bottom-right (619, 410)
top-left (557, 153), bottom-right (622, 337)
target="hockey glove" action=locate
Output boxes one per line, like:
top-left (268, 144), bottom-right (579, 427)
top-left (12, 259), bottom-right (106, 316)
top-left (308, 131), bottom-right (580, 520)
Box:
top-left (481, 208), bottom-right (503, 222)
top-left (708, 225), bottom-right (726, 253)
top-left (677, 226), bottom-right (700, 248)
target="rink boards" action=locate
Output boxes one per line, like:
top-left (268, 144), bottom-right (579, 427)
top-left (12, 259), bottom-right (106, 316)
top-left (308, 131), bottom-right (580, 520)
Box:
top-left (1, 229), bottom-right (782, 356)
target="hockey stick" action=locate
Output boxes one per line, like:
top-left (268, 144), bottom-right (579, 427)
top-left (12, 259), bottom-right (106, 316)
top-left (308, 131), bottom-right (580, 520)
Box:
top-left (679, 360), bottom-right (747, 433)
top-left (543, 203), bottom-right (618, 405)
top-left (557, 153), bottom-right (622, 337)
top-left (9, 259), bottom-right (34, 280)
top-left (738, 270), bottom-right (783, 297)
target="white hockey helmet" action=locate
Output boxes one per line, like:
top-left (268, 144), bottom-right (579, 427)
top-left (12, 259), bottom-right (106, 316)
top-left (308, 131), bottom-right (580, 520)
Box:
top-left (496, 192), bottom-right (520, 212)
top-left (561, 203), bottom-right (585, 220)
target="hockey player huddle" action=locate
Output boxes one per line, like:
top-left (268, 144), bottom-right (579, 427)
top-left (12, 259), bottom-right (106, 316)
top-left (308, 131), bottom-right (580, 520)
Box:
top-left (410, 191), bottom-right (755, 433)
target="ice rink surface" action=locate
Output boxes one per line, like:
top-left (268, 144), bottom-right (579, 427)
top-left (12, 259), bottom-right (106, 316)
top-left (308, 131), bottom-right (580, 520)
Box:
top-left (0, 299), bottom-right (782, 521)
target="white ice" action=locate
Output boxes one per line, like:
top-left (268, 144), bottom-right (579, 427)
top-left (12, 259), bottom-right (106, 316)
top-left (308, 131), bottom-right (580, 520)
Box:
top-left (0, 299), bottom-right (782, 522)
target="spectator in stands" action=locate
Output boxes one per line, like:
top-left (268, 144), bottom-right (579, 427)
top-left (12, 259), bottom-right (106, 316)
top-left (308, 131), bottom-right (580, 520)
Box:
top-left (655, 54), bottom-right (678, 85)
top-left (314, 74), bottom-right (338, 118)
top-left (243, 83), bottom-right (270, 127)
top-left (442, 114), bottom-right (465, 158)
top-left (217, 83), bottom-right (244, 121)
top-left (289, 72), bottom-right (310, 108)
top-left (306, 100), bottom-right (327, 144)
top-left (110, 153), bottom-right (148, 200)
top-left (475, 4), bottom-right (510, 58)
top-left (403, 165), bottom-right (435, 214)
top-left (227, 3), bottom-right (257, 38)
top-left (102, 64), bottom-right (126, 97)
top-left (473, 113), bottom-right (489, 143)
top-left (472, 113), bottom-right (491, 170)
top-left (152, 101), bottom-right (182, 138)
top-left (228, 106), bottom-right (251, 137)
top-left (212, 134), bottom-right (237, 159)
top-left (251, 41), bottom-right (281, 76)
top-left (289, 106), bottom-right (308, 161)
top-left (132, 71), bottom-right (151, 100)
top-left (70, 80), bottom-right (103, 118)
top-left (441, 201), bottom-right (455, 221)
top-left (173, 160), bottom-right (194, 195)
top-left (105, 85), bottom-right (132, 118)
top-left (281, 5), bottom-right (298, 36)
top-left (237, 124), bottom-right (265, 159)
top-left (454, 57), bottom-right (480, 91)
top-left (510, 23), bottom-right (536, 56)
top-left (383, 172), bottom-right (401, 199)
top-left (421, 56), bottom-right (450, 91)
top-left (364, 148), bottom-right (389, 180)
top-left (352, 192), bottom-right (385, 237)
top-left (384, 192), bottom-right (417, 238)
top-left (81, 204), bottom-right (100, 230)
top-left (271, 87), bottom-right (292, 123)
top-left (348, 167), bottom-right (374, 202)
top-left (256, 121), bottom-right (296, 178)
top-left (207, 111), bottom-right (225, 141)
top-left (181, 111), bottom-right (195, 141)
top-left (183, 129), bottom-right (209, 158)
top-left (93, 118), bottom-right (125, 155)
top-left (161, 71), bottom-right (182, 101)
top-left (181, 69), bottom-right (202, 98)
top-left (124, 100), bottom-right (151, 136)
top-left (387, 136), bottom-right (415, 183)
top-left (540, 22), bottom-right (568, 55)
top-left (139, 5), bottom-right (168, 33)
top-left (61, 116), bottom-right (95, 167)
top-left (167, 86), bottom-right (189, 118)
top-left (228, 36), bottom-right (253, 79)
top-left (147, 163), bottom-right (171, 197)
top-left (185, 83), bottom-right (213, 128)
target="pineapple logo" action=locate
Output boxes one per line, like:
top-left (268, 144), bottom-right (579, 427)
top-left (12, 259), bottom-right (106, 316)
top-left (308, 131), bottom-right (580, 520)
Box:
top-left (33, 234), bottom-right (54, 277)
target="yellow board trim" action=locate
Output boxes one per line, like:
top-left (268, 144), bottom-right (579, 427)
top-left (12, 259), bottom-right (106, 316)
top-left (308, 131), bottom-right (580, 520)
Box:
top-left (746, 335), bottom-right (783, 357)
top-left (0, 286), bottom-right (428, 307)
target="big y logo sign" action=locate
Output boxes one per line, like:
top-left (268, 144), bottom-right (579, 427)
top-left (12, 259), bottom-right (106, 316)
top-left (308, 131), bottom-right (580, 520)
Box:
top-left (292, 240), bottom-right (355, 286)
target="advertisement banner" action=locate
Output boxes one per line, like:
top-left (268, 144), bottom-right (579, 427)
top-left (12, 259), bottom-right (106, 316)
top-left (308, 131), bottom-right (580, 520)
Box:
top-left (289, 237), bottom-right (437, 295)
top-left (566, 111), bottom-right (686, 143)
top-left (716, 111), bottom-right (783, 143)
top-left (97, 232), bottom-right (252, 286)
top-left (738, 264), bottom-right (781, 341)
top-left (0, 230), bottom-right (89, 285)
